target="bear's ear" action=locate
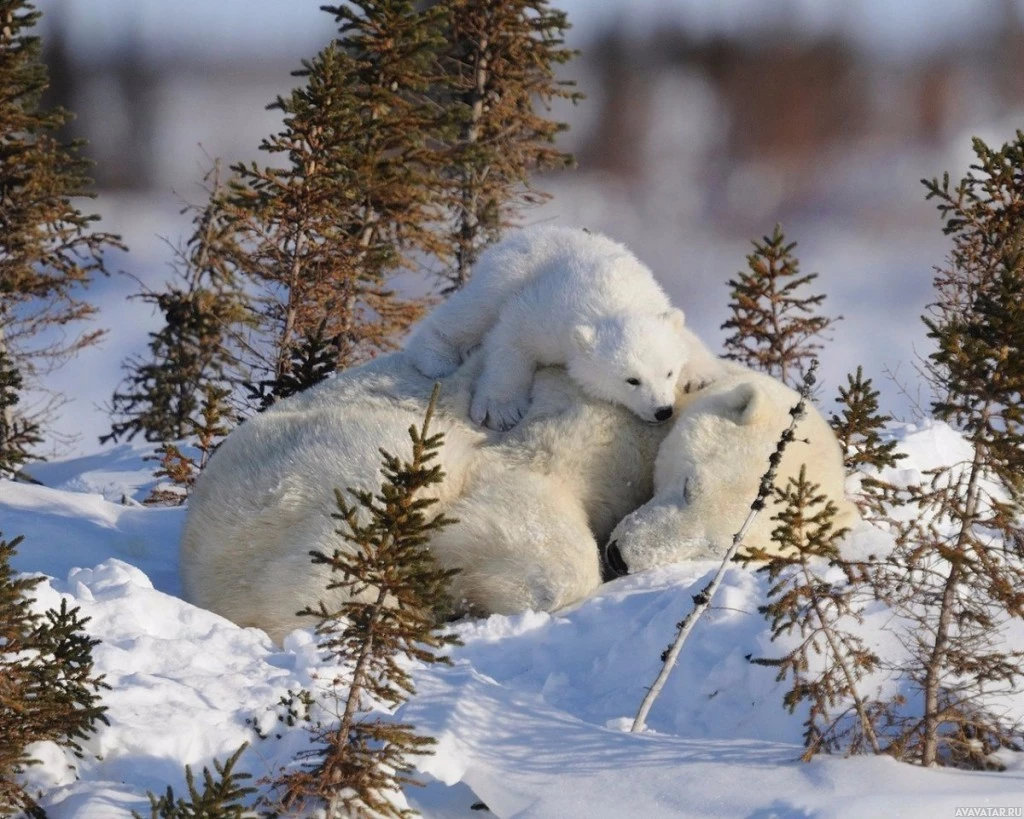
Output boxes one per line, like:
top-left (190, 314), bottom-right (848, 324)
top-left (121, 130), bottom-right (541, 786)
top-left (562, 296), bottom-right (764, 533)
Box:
top-left (719, 382), bottom-right (766, 426)
top-left (661, 307), bottom-right (686, 334)
top-left (572, 324), bottom-right (597, 353)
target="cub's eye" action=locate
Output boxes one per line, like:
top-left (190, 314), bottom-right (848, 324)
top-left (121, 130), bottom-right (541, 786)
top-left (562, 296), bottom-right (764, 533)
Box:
top-left (683, 477), bottom-right (693, 503)
top-left (666, 370), bottom-right (674, 379)
top-left (626, 377), bottom-right (641, 386)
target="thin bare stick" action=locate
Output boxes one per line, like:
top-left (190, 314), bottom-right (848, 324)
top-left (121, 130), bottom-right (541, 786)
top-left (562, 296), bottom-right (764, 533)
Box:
top-left (630, 361), bottom-right (819, 733)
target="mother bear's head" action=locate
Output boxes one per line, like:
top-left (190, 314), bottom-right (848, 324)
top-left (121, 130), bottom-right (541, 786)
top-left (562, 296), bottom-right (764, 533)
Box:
top-left (603, 369), bottom-right (858, 578)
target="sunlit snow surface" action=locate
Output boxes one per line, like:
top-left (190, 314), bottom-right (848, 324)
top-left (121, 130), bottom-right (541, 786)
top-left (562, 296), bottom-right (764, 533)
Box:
top-left (3, 422), bottom-right (1024, 817)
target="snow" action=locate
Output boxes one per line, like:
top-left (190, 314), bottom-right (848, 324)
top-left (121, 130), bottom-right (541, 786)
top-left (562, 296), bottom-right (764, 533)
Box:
top-left (3, 425), bottom-right (1024, 817)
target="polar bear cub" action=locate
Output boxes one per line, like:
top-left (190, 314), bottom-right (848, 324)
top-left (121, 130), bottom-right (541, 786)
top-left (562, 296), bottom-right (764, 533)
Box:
top-left (407, 226), bottom-right (698, 430)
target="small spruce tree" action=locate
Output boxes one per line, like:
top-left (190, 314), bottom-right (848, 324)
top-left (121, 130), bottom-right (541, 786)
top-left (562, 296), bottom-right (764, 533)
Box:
top-left (0, 349), bottom-right (42, 478)
top-left (432, 0), bottom-right (581, 291)
top-left (225, 2), bottom-right (444, 396)
top-left (874, 133), bottom-right (1024, 768)
top-left (105, 163), bottom-right (249, 444)
top-left (134, 744), bottom-right (256, 819)
top-left (143, 384), bottom-right (234, 506)
top-left (722, 225), bottom-right (839, 388)
top-left (741, 467), bottom-right (881, 760)
top-left (190, 384), bottom-right (232, 473)
top-left (829, 366), bottom-right (906, 517)
top-left (143, 444), bottom-right (196, 507)
top-left (267, 386), bottom-right (460, 818)
top-left (1, 531), bottom-right (108, 817)
top-left (0, 0), bottom-right (122, 392)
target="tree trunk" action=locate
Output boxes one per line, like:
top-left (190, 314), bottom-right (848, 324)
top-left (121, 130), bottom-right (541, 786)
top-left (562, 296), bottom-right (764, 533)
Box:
top-left (0, 321), bottom-right (13, 433)
top-left (920, 440), bottom-right (984, 765)
top-left (454, 30), bottom-right (490, 289)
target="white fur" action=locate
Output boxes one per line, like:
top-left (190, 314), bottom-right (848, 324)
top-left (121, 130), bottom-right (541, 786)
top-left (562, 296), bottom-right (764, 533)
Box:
top-left (406, 226), bottom-right (709, 430)
top-left (179, 352), bottom-right (667, 643)
top-left (605, 366), bottom-right (858, 576)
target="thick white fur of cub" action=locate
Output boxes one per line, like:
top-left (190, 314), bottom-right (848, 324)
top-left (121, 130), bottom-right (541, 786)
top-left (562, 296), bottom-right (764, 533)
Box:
top-left (605, 365), bottom-right (858, 576)
top-left (179, 353), bottom-right (666, 644)
top-left (406, 226), bottom-right (697, 430)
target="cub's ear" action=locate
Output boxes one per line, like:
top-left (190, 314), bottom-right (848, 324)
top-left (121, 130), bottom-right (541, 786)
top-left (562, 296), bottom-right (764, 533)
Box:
top-left (572, 324), bottom-right (597, 353)
top-left (718, 382), bottom-right (767, 426)
top-left (662, 307), bottom-right (686, 334)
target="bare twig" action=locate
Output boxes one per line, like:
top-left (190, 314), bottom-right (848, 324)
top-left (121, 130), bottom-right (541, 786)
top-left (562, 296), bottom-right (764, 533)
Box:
top-left (630, 361), bottom-right (819, 733)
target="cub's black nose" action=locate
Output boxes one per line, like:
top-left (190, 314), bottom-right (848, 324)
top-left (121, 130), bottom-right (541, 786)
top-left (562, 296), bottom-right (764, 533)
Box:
top-left (604, 540), bottom-right (629, 578)
top-left (654, 405), bottom-right (674, 422)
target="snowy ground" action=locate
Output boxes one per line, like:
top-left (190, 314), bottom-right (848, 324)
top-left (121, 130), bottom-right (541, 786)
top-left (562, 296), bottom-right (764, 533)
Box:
top-left (3, 424), bottom-right (1024, 817)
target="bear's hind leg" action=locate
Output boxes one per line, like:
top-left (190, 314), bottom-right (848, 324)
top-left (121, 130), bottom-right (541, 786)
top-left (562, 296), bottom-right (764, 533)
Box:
top-left (430, 470), bottom-right (602, 615)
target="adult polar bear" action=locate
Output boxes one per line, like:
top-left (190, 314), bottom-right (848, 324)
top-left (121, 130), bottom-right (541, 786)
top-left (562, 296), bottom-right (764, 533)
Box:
top-left (603, 366), bottom-right (859, 578)
top-left (180, 353), bottom-right (669, 643)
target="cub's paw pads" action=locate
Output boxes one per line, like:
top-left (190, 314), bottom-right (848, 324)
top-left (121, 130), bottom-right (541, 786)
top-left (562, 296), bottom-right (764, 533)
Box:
top-left (470, 390), bottom-right (531, 431)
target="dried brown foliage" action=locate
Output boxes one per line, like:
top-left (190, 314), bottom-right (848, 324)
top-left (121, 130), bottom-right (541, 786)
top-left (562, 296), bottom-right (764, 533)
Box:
top-left (432, 0), bottom-right (581, 290)
top-left (0, 1), bottom-right (123, 383)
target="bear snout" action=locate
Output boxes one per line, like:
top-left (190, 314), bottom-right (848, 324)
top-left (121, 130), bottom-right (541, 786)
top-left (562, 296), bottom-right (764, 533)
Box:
top-left (654, 405), bottom-right (674, 422)
top-left (603, 540), bottom-right (629, 579)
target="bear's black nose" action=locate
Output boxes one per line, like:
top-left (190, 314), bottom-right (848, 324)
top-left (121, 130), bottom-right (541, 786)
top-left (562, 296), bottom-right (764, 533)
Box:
top-left (654, 405), bottom-right (673, 422)
top-left (604, 541), bottom-right (629, 578)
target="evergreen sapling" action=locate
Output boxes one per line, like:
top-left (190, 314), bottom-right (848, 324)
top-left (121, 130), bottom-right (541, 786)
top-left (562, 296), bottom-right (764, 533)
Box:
top-left (722, 225), bottom-right (839, 389)
top-left (0, 0), bottom-right (122, 406)
top-left (873, 132), bottom-right (1024, 768)
top-left (741, 467), bottom-right (881, 760)
top-left (105, 162), bottom-right (249, 445)
top-left (0, 349), bottom-right (42, 478)
top-left (143, 384), bottom-right (234, 506)
top-left (267, 385), bottom-right (460, 818)
top-left (134, 744), bottom-right (256, 819)
top-left (432, 0), bottom-right (581, 291)
top-left (1, 532), bottom-right (108, 817)
top-left (224, 1), bottom-right (442, 397)
top-left (829, 366), bottom-right (906, 518)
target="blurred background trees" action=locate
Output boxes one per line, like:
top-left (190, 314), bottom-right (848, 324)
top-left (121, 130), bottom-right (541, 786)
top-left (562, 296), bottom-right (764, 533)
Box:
top-left (11, 0), bottom-right (1024, 448)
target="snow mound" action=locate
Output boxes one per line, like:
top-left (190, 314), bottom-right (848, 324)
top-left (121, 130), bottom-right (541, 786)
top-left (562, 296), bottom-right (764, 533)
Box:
top-left (3, 422), bottom-right (1024, 817)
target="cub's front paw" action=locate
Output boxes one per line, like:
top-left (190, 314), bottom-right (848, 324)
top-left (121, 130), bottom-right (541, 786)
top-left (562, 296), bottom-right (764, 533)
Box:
top-left (470, 388), bottom-right (532, 431)
top-left (409, 343), bottom-right (462, 379)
